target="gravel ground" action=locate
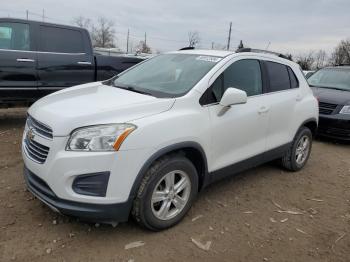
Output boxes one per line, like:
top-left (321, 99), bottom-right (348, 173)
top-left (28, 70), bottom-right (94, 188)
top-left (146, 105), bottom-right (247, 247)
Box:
top-left (0, 108), bottom-right (349, 262)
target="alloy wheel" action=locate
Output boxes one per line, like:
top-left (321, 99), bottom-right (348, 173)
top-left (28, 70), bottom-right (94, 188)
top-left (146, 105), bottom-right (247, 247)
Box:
top-left (151, 170), bottom-right (191, 220)
top-left (295, 135), bottom-right (310, 165)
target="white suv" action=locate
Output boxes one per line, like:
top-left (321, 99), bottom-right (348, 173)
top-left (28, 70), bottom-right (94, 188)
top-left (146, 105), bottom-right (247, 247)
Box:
top-left (22, 49), bottom-right (318, 231)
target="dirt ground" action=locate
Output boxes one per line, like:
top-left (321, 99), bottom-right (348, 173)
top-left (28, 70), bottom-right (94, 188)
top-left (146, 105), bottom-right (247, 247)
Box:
top-left (0, 108), bottom-right (349, 262)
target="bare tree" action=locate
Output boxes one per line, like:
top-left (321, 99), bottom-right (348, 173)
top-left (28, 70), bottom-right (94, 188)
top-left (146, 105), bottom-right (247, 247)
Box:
top-left (136, 41), bottom-right (151, 54)
top-left (72, 16), bottom-right (92, 30)
top-left (296, 51), bottom-right (315, 70)
top-left (91, 17), bottom-right (116, 48)
top-left (188, 31), bottom-right (200, 47)
top-left (329, 39), bottom-right (350, 65)
top-left (314, 50), bottom-right (327, 69)
top-left (285, 53), bottom-right (293, 61)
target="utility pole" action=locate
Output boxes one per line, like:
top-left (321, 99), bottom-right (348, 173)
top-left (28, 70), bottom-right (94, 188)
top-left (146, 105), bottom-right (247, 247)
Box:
top-left (211, 42), bottom-right (214, 49)
top-left (144, 32), bottom-right (147, 46)
top-left (126, 29), bottom-right (130, 53)
top-left (26, 10), bottom-right (29, 20)
top-left (227, 22), bottom-right (232, 50)
top-left (265, 41), bottom-right (271, 50)
top-left (42, 9), bottom-right (45, 21)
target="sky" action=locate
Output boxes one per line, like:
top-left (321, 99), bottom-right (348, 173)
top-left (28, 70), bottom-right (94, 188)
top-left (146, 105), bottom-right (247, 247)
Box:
top-left (1, 0), bottom-right (349, 56)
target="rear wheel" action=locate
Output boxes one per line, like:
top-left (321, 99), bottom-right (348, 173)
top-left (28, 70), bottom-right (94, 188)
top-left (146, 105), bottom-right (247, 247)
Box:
top-left (132, 154), bottom-right (198, 231)
top-left (281, 127), bottom-right (313, 171)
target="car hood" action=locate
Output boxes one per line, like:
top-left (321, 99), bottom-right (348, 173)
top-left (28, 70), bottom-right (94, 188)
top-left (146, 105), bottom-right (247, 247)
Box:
top-left (311, 86), bottom-right (350, 105)
top-left (28, 82), bottom-right (175, 136)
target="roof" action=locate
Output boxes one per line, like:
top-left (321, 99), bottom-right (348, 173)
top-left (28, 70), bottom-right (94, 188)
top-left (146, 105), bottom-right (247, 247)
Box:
top-left (0, 17), bottom-right (82, 31)
top-left (169, 49), bottom-right (234, 58)
top-left (168, 49), bottom-right (295, 64)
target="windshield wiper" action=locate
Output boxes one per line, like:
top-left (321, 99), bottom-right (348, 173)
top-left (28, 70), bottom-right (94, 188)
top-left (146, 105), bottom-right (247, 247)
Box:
top-left (113, 84), bottom-right (154, 97)
top-left (309, 85), bottom-right (348, 91)
top-left (327, 87), bottom-right (348, 91)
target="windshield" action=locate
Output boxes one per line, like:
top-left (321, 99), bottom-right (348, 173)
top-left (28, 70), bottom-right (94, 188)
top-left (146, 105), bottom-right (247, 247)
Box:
top-left (112, 54), bottom-right (221, 98)
top-left (308, 68), bottom-right (350, 91)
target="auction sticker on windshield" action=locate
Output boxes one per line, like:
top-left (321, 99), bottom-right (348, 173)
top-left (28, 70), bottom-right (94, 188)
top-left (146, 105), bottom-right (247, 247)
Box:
top-left (196, 56), bottom-right (222, 63)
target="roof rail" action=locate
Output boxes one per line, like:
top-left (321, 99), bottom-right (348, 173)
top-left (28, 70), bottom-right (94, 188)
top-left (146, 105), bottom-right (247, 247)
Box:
top-left (236, 48), bottom-right (289, 60)
top-left (179, 46), bottom-right (195, 51)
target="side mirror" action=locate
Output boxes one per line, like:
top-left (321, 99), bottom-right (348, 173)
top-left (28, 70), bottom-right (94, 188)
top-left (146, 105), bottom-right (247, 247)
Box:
top-left (219, 87), bottom-right (247, 107)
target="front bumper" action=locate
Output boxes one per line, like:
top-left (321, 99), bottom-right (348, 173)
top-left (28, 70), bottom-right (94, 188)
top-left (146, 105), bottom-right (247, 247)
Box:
top-left (317, 114), bottom-right (350, 140)
top-left (24, 166), bottom-right (133, 222)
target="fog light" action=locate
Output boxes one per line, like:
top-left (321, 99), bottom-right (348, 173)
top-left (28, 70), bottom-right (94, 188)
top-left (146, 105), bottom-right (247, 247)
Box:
top-left (72, 172), bottom-right (110, 197)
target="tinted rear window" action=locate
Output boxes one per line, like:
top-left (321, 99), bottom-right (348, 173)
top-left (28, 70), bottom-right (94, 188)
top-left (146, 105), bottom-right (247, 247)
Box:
top-left (265, 61), bottom-right (291, 92)
top-left (39, 26), bottom-right (84, 53)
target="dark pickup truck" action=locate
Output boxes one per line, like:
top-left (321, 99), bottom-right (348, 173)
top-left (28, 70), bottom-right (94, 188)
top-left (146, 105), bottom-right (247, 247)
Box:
top-left (0, 18), bottom-right (144, 106)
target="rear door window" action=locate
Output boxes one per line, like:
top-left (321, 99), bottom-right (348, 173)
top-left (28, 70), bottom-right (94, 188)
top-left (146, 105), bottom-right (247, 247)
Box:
top-left (0, 22), bottom-right (30, 51)
top-left (39, 26), bottom-right (84, 53)
top-left (265, 61), bottom-right (291, 92)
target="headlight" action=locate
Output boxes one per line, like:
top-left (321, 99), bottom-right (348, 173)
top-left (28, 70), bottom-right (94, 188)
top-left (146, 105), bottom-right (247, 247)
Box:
top-left (339, 105), bottom-right (350, 114)
top-left (66, 124), bottom-right (136, 151)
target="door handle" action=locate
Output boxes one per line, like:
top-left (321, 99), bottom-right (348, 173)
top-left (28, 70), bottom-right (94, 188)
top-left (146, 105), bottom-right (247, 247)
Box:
top-left (258, 106), bottom-right (270, 114)
top-left (77, 61), bottom-right (92, 65)
top-left (17, 58), bottom-right (35, 62)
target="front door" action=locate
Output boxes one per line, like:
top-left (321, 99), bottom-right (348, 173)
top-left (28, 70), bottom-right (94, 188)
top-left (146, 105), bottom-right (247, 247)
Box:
top-left (205, 59), bottom-right (269, 173)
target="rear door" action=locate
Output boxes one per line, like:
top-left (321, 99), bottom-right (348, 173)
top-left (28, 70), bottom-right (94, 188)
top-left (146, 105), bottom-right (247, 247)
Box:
top-left (262, 60), bottom-right (301, 150)
top-left (36, 24), bottom-right (94, 96)
top-left (0, 20), bottom-right (38, 101)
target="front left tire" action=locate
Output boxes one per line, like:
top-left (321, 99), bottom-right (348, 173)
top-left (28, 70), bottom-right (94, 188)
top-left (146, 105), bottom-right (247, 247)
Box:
top-left (132, 154), bottom-right (198, 231)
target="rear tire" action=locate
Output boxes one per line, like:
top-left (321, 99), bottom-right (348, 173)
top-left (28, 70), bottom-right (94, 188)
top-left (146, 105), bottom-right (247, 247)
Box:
top-left (281, 127), bottom-right (313, 171)
top-left (132, 154), bottom-right (198, 231)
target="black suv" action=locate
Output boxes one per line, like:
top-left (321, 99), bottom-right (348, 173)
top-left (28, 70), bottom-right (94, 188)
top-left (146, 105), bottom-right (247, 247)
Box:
top-left (308, 66), bottom-right (350, 140)
top-left (0, 18), bottom-right (144, 107)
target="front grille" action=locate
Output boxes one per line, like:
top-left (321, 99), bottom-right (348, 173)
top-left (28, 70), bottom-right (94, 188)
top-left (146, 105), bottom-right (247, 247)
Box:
top-left (319, 102), bottom-right (338, 115)
top-left (24, 138), bottom-right (49, 164)
top-left (27, 115), bottom-right (53, 139)
top-left (320, 127), bottom-right (350, 137)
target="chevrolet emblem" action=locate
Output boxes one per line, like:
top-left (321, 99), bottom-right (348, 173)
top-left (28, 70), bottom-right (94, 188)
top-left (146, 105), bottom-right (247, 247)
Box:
top-left (27, 128), bottom-right (35, 141)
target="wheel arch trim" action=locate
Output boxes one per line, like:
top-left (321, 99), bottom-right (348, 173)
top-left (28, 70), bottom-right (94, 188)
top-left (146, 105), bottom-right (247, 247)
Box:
top-left (128, 141), bottom-right (209, 200)
top-left (298, 117), bottom-right (318, 136)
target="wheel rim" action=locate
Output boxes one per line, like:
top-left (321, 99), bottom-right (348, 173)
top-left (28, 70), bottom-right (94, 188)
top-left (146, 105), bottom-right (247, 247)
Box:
top-left (295, 135), bottom-right (310, 165)
top-left (151, 170), bottom-right (191, 221)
